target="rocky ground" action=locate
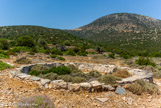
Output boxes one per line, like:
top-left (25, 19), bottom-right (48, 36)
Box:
top-left (0, 54), bottom-right (161, 108)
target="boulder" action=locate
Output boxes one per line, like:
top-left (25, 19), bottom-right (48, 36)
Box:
top-left (115, 87), bottom-right (126, 95)
top-left (9, 71), bottom-right (17, 78)
top-left (102, 85), bottom-right (115, 91)
top-left (52, 80), bottom-right (68, 89)
top-left (68, 83), bottom-right (80, 92)
top-left (80, 82), bottom-right (92, 90)
top-left (95, 98), bottom-right (109, 103)
top-left (17, 73), bottom-right (31, 79)
top-left (30, 76), bottom-right (41, 81)
top-left (89, 80), bottom-right (102, 91)
top-left (44, 84), bottom-right (49, 89)
top-left (41, 79), bottom-right (51, 86)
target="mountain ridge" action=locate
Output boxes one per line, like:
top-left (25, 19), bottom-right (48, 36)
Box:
top-left (68, 13), bottom-right (161, 52)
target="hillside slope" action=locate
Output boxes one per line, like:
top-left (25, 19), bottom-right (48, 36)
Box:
top-left (69, 13), bottom-right (161, 52)
top-left (0, 25), bottom-right (96, 47)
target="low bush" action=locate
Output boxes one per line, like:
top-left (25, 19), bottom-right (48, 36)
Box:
top-left (15, 57), bottom-right (32, 64)
top-left (108, 53), bottom-right (115, 59)
top-left (153, 71), bottom-right (161, 79)
top-left (7, 47), bottom-right (30, 55)
top-left (120, 53), bottom-right (131, 59)
top-left (41, 66), bottom-right (71, 75)
top-left (77, 50), bottom-right (87, 56)
top-left (17, 95), bottom-right (55, 108)
top-left (50, 54), bottom-right (57, 58)
top-left (0, 50), bottom-right (9, 59)
top-left (72, 77), bottom-right (87, 83)
top-left (29, 70), bottom-right (40, 76)
top-left (0, 61), bottom-right (12, 70)
top-left (135, 57), bottom-right (156, 67)
top-left (66, 50), bottom-right (76, 56)
top-left (127, 80), bottom-right (159, 95)
top-left (51, 48), bottom-right (63, 55)
top-left (17, 35), bottom-right (35, 48)
top-left (57, 75), bottom-right (73, 82)
top-left (98, 74), bottom-right (121, 85)
top-left (28, 52), bottom-right (35, 55)
top-left (38, 73), bottom-right (58, 80)
top-left (31, 64), bottom-right (49, 73)
top-left (113, 69), bottom-right (131, 78)
top-left (57, 56), bottom-right (65, 61)
top-left (86, 71), bottom-right (102, 79)
top-left (0, 38), bottom-right (10, 50)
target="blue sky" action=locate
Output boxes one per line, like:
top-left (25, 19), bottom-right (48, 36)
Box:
top-left (0, 0), bottom-right (161, 29)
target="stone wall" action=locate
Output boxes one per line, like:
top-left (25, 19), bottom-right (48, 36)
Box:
top-left (9, 62), bottom-right (153, 92)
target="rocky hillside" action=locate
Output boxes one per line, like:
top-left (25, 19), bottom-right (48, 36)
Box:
top-left (69, 13), bottom-right (161, 52)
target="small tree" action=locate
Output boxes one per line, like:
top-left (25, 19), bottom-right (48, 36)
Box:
top-left (0, 39), bottom-right (10, 50)
top-left (96, 47), bottom-right (103, 54)
top-left (17, 36), bottom-right (35, 48)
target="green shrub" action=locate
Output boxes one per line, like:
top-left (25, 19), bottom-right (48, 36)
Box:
top-left (68, 65), bottom-right (82, 73)
top-left (113, 69), bottom-right (131, 78)
top-left (108, 53), bottom-right (115, 59)
top-left (50, 54), bottom-right (57, 58)
top-left (120, 53), bottom-right (131, 59)
top-left (135, 57), bottom-right (156, 67)
top-left (57, 56), bottom-right (65, 61)
top-left (98, 74), bottom-right (121, 85)
top-left (42, 66), bottom-right (71, 75)
top-left (86, 71), bottom-right (102, 79)
top-left (72, 77), bottom-right (87, 83)
top-left (17, 35), bottom-right (35, 48)
top-left (0, 39), bottom-right (10, 50)
top-left (7, 47), bottom-right (30, 55)
top-left (15, 57), bottom-right (32, 64)
top-left (29, 70), bottom-right (40, 76)
top-left (0, 61), bottom-right (12, 70)
top-left (57, 75), bottom-right (73, 82)
top-left (38, 73), bottom-right (58, 80)
top-left (17, 95), bottom-right (55, 108)
top-left (77, 51), bottom-right (87, 56)
top-left (127, 80), bottom-right (159, 95)
top-left (28, 52), bottom-right (35, 55)
top-left (31, 64), bottom-right (49, 72)
top-left (0, 50), bottom-right (9, 59)
top-left (51, 48), bottom-right (63, 55)
top-left (66, 50), bottom-right (76, 56)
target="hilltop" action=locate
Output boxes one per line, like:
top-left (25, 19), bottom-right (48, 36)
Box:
top-left (68, 13), bottom-right (161, 53)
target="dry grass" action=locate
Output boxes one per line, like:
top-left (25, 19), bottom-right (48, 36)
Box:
top-left (113, 69), bottom-right (131, 78)
top-left (127, 79), bottom-right (159, 95)
top-left (15, 57), bottom-right (32, 64)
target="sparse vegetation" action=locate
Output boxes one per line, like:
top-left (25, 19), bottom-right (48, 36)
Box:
top-left (29, 64), bottom-right (123, 84)
top-left (57, 56), bottom-right (66, 61)
top-left (135, 57), bottom-right (156, 67)
top-left (0, 61), bottom-right (12, 70)
top-left (98, 74), bottom-right (121, 85)
top-left (127, 80), bottom-right (159, 95)
top-left (0, 50), bottom-right (9, 59)
top-left (108, 53), bottom-right (115, 59)
top-left (15, 57), bottom-right (32, 64)
top-left (113, 69), bottom-right (131, 78)
top-left (17, 95), bottom-right (55, 108)
top-left (153, 71), bottom-right (161, 79)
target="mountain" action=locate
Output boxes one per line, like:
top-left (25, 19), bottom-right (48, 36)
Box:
top-left (68, 13), bottom-right (161, 52)
top-left (0, 25), bottom-right (96, 47)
